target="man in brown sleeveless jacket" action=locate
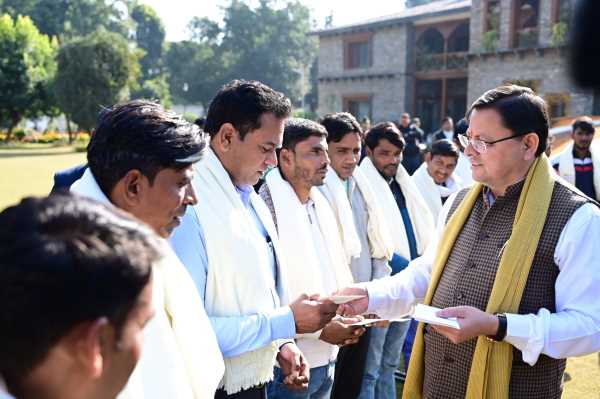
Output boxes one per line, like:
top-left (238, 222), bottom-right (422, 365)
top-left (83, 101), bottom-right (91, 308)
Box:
top-left (337, 85), bottom-right (600, 398)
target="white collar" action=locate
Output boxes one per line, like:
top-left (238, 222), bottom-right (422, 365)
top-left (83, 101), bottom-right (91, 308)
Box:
top-left (70, 168), bottom-right (112, 205)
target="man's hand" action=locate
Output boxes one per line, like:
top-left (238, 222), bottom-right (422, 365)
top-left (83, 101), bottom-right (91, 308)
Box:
top-left (277, 342), bottom-right (309, 390)
top-left (290, 294), bottom-right (338, 333)
top-left (319, 316), bottom-right (366, 346)
top-left (432, 306), bottom-right (499, 344)
top-left (334, 286), bottom-right (369, 316)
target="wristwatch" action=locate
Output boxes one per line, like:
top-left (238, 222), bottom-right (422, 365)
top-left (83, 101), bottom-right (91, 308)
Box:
top-left (487, 313), bottom-right (507, 342)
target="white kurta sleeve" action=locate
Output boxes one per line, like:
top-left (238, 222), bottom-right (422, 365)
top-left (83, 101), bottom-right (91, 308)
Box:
top-left (504, 203), bottom-right (600, 365)
top-left (364, 191), bottom-right (460, 319)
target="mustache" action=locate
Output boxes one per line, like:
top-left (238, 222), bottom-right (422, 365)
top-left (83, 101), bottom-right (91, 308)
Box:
top-left (175, 205), bottom-right (187, 217)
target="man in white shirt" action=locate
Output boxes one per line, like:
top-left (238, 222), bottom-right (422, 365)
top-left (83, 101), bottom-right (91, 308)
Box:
top-left (551, 116), bottom-right (600, 201)
top-left (411, 139), bottom-right (462, 220)
top-left (338, 85), bottom-right (600, 399)
top-left (453, 118), bottom-right (474, 186)
top-left (0, 194), bottom-right (157, 399)
top-left (318, 112), bottom-right (394, 399)
top-left (71, 100), bottom-right (224, 398)
top-left (171, 81), bottom-right (339, 399)
top-left (259, 118), bottom-right (365, 399)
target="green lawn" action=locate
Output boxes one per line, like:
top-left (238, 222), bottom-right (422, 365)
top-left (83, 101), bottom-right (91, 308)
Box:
top-left (1, 146), bottom-right (599, 398)
top-left (0, 146), bottom-right (86, 210)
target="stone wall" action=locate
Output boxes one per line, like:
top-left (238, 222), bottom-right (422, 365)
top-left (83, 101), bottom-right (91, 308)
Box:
top-left (317, 76), bottom-right (406, 123)
top-left (468, 50), bottom-right (593, 116)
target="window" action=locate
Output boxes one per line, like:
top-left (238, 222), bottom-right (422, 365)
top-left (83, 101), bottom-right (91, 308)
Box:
top-left (483, 0), bottom-right (501, 51)
top-left (545, 93), bottom-right (570, 120)
top-left (343, 95), bottom-right (372, 121)
top-left (416, 28), bottom-right (445, 71)
top-left (512, 0), bottom-right (540, 48)
top-left (344, 33), bottom-right (372, 69)
top-left (551, 0), bottom-right (571, 45)
top-left (348, 42), bottom-right (370, 68)
top-left (484, 0), bottom-right (501, 33)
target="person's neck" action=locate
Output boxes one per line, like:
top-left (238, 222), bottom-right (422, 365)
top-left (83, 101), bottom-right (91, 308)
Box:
top-left (487, 167), bottom-right (530, 197)
top-left (210, 143), bottom-right (245, 187)
top-left (573, 145), bottom-right (591, 159)
top-left (281, 168), bottom-right (311, 203)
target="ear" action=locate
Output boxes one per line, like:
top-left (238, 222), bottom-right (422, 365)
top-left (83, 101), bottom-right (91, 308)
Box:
top-left (424, 152), bottom-right (432, 163)
top-left (523, 133), bottom-right (540, 160)
top-left (73, 317), bottom-right (110, 379)
top-left (279, 148), bottom-right (294, 169)
top-left (365, 147), bottom-right (373, 158)
top-left (119, 170), bottom-right (147, 208)
top-left (212, 123), bottom-right (237, 153)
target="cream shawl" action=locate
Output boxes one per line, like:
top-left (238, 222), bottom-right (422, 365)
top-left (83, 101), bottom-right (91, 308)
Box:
top-left (555, 142), bottom-right (600, 201)
top-left (192, 148), bottom-right (288, 394)
top-left (359, 157), bottom-right (434, 259)
top-left (71, 169), bottom-right (224, 399)
top-left (320, 167), bottom-right (362, 263)
top-left (411, 162), bottom-right (463, 221)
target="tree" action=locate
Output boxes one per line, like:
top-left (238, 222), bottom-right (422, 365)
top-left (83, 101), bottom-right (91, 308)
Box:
top-left (0, 0), bottom-right (132, 40)
top-left (131, 3), bottom-right (165, 80)
top-left (0, 14), bottom-right (57, 141)
top-left (54, 30), bottom-right (140, 133)
top-left (173, 0), bottom-right (317, 107)
top-left (129, 3), bottom-right (171, 106)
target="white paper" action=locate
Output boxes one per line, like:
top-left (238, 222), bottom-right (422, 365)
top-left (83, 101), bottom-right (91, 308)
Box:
top-left (328, 295), bottom-right (366, 304)
top-left (412, 304), bottom-right (461, 329)
top-left (348, 317), bottom-right (411, 327)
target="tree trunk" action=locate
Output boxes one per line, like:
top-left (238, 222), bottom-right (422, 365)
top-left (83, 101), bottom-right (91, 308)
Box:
top-left (66, 114), bottom-right (73, 144)
top-left (5, 112), bottom-right (20, 142)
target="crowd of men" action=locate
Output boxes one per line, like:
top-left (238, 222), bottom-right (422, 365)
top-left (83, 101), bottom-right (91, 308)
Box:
top-left (1, 80), bottom-right (600, 399)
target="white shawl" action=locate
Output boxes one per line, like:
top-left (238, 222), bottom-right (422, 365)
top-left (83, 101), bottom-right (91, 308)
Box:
top-left (71, 169), bottom-right (224, 399)
top-left (359, 157), bottom-right (434, 259)
top-left (321, 166), bottom-right (395, 261)
top-left (411, 162), bottom-right (463, 221)
top-left (192, 148), bottom-right (288, 394)
top-left (320, 167), bottom-right (362, 263)
top-left (264, 168), bottom-right (354, 367)
top-left (555, 142), bottom-right (600, 201)
top-left (265, 168), bottom-right (353, 298)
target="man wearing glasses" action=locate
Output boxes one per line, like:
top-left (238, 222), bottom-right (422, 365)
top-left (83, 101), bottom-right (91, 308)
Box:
top-left (337, 85), bottom-right (600, 398)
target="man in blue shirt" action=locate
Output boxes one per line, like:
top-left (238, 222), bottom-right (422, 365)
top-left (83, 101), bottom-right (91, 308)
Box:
top-left (171, 80), bottom-right (338, 399)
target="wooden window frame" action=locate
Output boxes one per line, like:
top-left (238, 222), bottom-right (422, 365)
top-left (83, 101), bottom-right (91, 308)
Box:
top-left (343, 32), bottom-right (373, 70)
top-left (342, 94), bottom-right (373, 121)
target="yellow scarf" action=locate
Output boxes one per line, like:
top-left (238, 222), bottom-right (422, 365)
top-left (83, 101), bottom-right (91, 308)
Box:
top-left (404, 155), bottom-right (555, 399)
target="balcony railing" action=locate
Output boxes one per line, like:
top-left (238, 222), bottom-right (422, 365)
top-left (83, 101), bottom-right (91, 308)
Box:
top-left (415, 52), bottom-right (468, 72)
top-left (515, 27), bottom-right (539, 49)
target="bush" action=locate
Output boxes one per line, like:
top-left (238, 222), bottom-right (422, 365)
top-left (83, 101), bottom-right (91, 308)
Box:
top-left (13, 129), bottom-right (26, 141)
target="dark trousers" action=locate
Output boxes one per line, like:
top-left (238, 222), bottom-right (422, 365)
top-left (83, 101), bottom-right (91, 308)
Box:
top-left (330, 328), bottom-right (371, 399)
top-left (215, 385), bottom-right (266, 399)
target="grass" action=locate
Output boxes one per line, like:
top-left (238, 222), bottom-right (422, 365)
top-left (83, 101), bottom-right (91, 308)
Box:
top-left (1, 143), bottom-right (599, 398)
top-left (0, 146), bottom-right (86, 210)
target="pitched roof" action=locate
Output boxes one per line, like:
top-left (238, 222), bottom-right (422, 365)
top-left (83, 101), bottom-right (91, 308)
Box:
top-left (313, 0), bottom-right (471, 36)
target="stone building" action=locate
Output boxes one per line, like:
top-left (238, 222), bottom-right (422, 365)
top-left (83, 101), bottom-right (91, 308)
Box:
top-left (314, 0), bottom-right (593, 133)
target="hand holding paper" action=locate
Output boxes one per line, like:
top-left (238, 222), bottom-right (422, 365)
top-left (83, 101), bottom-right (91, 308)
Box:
top-left (431, 305), bottom-right (500, 345)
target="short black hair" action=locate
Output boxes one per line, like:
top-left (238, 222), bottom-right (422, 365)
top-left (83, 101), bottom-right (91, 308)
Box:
top-left (87, 99), bottom-right (206, 197)
top-left (0, 193), bottom-right (158, 392)
top-left (319, 112), bottom-right (362, 143)
top-left (365, 122), bottom-right (405, 151)
top-left (429, 139), bottom-right (460, 159)
top-left (572, 116), bottom-right (595, 134)
top-left (282, 118), bottom-right (328, 152)
top-left (454, 118), bottom-right (469, 140)
top-left (468, 85), bottom-right (549, 156)
top-left (204, 80), bottom-right (292, 140)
